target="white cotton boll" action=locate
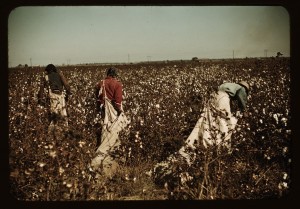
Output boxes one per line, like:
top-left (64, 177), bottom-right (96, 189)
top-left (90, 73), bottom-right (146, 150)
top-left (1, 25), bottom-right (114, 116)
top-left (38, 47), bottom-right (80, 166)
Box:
top-left (78, 141), bottom-right (86, 147)
top-left (49, 151), bottom-right (57, 158)
top-left (259, 119), bottom-right (263, 124)
top-left (264, 154), bottom-right (270, 160)
top-left (282, 182), bottom-right (288, 188)
top-left (283, 172), bottom-right (288, 180)
top-left (273, 114), bottom-right (279, 124)
top-left (38, 162), bottom-right (46, 167)
top-left (281, 118), bottom-right (287, 126)
top-left (155, 104), bottom-right (160, 108)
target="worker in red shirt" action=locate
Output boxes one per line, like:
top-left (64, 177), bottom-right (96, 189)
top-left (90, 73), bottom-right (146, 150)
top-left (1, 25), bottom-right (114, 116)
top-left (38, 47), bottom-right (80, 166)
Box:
top-left (95, 67), bottom-right (123, 117)
top-left (92, 67), bottom-right (129, 175)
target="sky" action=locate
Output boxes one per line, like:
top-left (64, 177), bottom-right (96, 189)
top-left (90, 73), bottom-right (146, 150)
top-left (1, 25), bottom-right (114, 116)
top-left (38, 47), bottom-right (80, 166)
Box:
top-left (8, 6), bottom-right (290, 67)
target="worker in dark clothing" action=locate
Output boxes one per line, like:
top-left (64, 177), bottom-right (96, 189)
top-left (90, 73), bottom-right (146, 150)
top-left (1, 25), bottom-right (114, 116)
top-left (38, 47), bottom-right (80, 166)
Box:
top-left (38, 64), bottom-right (71, 132)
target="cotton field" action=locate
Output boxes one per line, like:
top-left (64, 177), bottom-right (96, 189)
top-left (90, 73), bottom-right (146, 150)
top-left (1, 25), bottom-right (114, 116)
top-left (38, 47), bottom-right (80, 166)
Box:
top-left (8, 58), bottom-right (291, 200)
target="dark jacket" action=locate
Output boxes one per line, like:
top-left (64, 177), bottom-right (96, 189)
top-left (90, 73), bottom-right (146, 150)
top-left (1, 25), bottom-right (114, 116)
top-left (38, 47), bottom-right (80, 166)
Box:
top-left (38, 70), bottom-right (71, 103)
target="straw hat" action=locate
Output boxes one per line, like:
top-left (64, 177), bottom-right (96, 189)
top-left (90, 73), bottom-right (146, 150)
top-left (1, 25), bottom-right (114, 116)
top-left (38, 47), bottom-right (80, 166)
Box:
top-left (238, 81), bottom-right (250, 94)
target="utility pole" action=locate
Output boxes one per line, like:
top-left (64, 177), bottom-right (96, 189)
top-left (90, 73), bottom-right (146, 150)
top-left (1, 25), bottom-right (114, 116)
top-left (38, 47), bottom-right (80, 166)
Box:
top-left (264, 49), bottom-right (268, 58)
top-left (30, 58), bottom-right (32, 67)
top-left (233, 50), bottom-right (236, 70)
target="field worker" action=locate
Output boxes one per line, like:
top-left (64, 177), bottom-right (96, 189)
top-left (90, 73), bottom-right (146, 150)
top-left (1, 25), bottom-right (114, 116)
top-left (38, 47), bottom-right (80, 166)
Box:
top-left (91, 67), bottom-right (130, 177)
top-left (178, 81), bottom-right (250, 160)
top-left (95, 67), bottom-right (123, 117)
top-left (148, 81), bottom-right (250, 180)
top-left (38, 64), bottom-right (71, 133)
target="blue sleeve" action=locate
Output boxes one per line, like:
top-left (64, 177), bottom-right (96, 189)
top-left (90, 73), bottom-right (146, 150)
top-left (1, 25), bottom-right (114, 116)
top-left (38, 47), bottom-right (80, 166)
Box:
top-left (236, 87), bottom-right (248, 111)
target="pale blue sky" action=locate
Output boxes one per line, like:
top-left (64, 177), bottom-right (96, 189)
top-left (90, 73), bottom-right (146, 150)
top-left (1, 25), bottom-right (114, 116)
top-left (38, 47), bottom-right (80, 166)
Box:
top-left (8, 6), bottom-right (290, 67)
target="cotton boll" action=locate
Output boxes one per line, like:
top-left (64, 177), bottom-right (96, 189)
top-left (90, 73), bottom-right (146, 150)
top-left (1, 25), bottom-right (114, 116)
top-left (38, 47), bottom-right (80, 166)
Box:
top-left (273, 114), bottom-right (279, 124)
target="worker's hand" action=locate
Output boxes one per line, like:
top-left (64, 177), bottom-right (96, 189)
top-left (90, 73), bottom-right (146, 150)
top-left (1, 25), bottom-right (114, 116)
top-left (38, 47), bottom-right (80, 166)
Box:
top-left (117, 109), bottom-right (122, 116)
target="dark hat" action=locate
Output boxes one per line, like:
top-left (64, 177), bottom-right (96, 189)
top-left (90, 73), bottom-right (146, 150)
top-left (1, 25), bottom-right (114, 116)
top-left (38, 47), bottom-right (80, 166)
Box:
top-left (45, 64), bottom-right (57, 72)
top-left (106, 67), bottom-right (118, 77)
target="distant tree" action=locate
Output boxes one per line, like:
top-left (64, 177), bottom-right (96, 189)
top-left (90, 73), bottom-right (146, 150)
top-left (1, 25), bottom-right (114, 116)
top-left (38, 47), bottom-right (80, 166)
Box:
top-left (276, 52), bottom-right (283, 58)
top-left (192, 57), bottom-right (199, 61)
top-left (25, 64), bottom-right (28, 67)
